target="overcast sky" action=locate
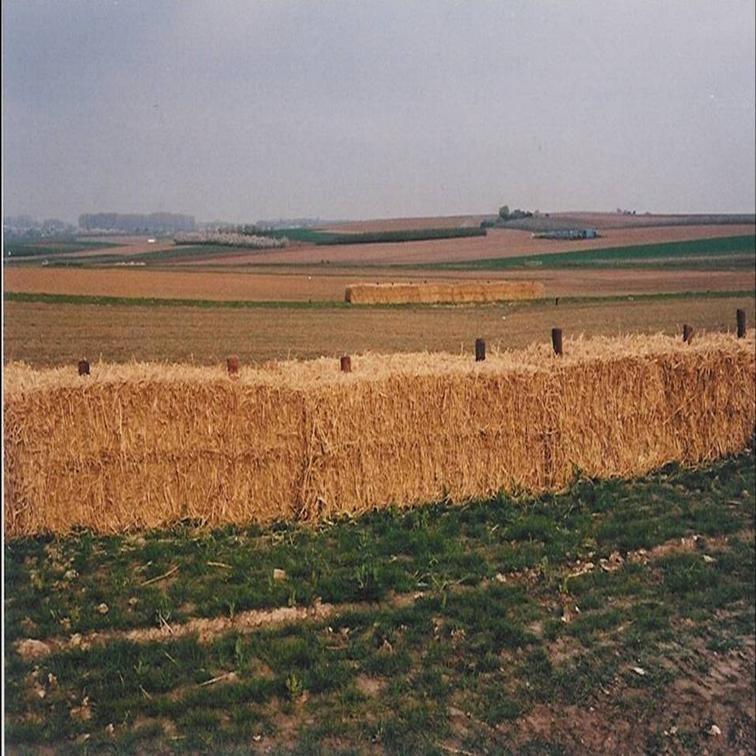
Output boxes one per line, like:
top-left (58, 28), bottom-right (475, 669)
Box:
top-left (3, 0), bottom-right (755, 223)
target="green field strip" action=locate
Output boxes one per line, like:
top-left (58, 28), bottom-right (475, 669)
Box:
top-left (424, 234), bottom-right (756, 271)
top-left (4, 240), bottom-right (120, 259)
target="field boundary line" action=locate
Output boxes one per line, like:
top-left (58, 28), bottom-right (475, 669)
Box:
top-left (4, 289), bottom-right (754, 312)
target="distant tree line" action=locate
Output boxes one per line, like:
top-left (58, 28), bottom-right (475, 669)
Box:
top-left (79, 212), bottom-right (196, 233)
top-left (4, 215), bottom-right (77, 238)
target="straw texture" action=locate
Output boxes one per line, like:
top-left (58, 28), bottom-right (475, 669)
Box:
top-left (4, 332), bottom-right (754, 537)
top-left (344, 280), bottom-right (545, 304)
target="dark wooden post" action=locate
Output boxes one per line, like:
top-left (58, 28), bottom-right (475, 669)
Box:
top-left (226, 355), bottom-right (240, 376)
top-left (736, 309), bottom-right (746, 338)
top-left (555, 297), bottom-right (560, 306)
top-left (475, 338), bottom-right (486, 362)
top-left (78, 359), bottom-right (90, 376)
top-left (551, 328), bottom-right (563, 356)
top-left (340, 355), bottom-right (352, 373)
top-left (683, 324), bottom-right (693, 343)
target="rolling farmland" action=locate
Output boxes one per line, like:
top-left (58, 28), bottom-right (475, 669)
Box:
top-left (4, 250), bottom-right (755, 304)
top-left (439, 235), bottom-right (755, 271)
top-left (5, 222), bottom-right (754, 268)
top-left (4, 216), bottom-right (756, 754)
top-left (158, 223), bottom-right (756, 267)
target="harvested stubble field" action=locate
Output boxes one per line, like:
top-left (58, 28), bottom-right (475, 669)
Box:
top-left (5, 332), bottom-right (754, 538)
top-left (4, 452), bottom-right (755, 753)
top-left (4, 294), bottom-right (754, 367)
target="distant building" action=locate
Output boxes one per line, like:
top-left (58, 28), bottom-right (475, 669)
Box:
top-left (532, 228), bottom-right (599, 240)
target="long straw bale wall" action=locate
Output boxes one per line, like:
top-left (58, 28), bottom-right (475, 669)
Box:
top-left (345, 280), bottom-right (545, 304)
top-left (4, 332), bottom-right (755, 537)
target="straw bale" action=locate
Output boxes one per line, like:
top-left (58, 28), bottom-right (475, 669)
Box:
top-left (344, 280), bottom-right (545, 305)
top-left (4, 331), bottom-right (755, 537)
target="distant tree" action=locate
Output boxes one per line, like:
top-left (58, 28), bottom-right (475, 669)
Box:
top-left (498, 205), bottom-right (533, 222)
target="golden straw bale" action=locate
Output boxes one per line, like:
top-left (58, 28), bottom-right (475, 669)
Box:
top-left (344, 280), bottom-right (545, 304)
top-left (4, 331), bottom-right (755, 537)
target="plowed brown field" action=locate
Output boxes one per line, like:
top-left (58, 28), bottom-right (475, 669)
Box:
top-left (4, 265), bottom-right (754, 302)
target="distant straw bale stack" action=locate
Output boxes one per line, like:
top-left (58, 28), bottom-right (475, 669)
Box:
top-left (4, 332), bottom-right (755, 537)
top-left (345, 280), bottom-right (545, 304)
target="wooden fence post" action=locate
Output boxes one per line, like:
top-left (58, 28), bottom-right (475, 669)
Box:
top-left (226, 356), bottom-right (240, 376)
top-left (683, 324), bottom-right (693, 343)
top-left (340, 355), bottom-right (352, 373)
top-left (736, 309), bottom-right (746, 338)
top-left (475, 338), bottom-right (486, 362)
top-left (551, 328), bottom-right (563, 356)
top-left (78, 359), bottom-right (90, 376)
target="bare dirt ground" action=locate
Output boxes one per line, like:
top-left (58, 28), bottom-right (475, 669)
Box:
top-left (5, 295), bottom-right (753, 367)
top-left (499, 638), bottom-right (755, 755)
top-left (188, 224), bottom-right (755, 266)
top-left (5, 264), bottom-right (753, 303)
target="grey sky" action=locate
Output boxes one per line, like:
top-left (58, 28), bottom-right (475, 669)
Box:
top-left (3, 0), bottom-right (755, 223)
